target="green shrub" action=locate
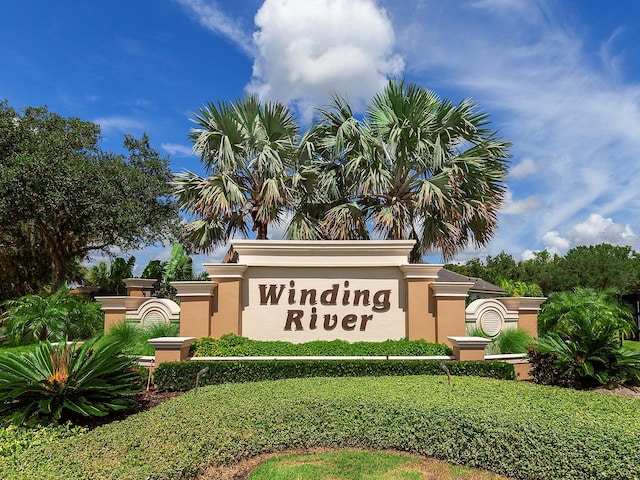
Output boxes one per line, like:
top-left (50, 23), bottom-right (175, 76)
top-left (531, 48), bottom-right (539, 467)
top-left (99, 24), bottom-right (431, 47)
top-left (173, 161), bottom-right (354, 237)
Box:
top-left (491, 328), bottom-right (533, 354)
top-left (103, 320), bottom-right (180, 356)
top-left (0, 337), bottom-right (142, 424)
top-left (498, 279), bottom-right (543, 297)
top-left (190, 333), bottom-right (452, 357)
top-left (3, 376), bottom-right (640, 479)
top-left (467, 327), bottom-right (532, 355)
top-left (534, 288), bottom-right (640, 388)
top-left (1, 289), bottom-right (103, 345)
top-left (153, 359), bottom-right (515, 391)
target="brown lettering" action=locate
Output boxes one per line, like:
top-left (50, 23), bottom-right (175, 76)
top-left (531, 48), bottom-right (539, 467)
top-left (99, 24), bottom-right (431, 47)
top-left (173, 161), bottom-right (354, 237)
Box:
top-left (284, 310), bottom-right (304, 331)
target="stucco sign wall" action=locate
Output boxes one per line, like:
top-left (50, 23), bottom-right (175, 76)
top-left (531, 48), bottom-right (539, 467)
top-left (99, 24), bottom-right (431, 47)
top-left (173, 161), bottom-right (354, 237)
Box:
top-left (242, 266), bottom-right (406, 342)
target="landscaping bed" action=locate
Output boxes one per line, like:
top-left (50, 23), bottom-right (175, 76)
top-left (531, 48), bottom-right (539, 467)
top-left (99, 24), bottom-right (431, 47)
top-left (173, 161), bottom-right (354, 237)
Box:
top-left (2, 375), bottom-right (640, 480)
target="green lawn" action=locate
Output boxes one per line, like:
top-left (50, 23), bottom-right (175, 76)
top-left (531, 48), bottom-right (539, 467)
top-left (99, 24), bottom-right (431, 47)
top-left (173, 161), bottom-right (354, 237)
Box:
top-left (2, 375), bottom-right (639, 480)
top-left (623, 340), bottom-right (640, 351)
top-left (248, 450), bottom-right (510, 479)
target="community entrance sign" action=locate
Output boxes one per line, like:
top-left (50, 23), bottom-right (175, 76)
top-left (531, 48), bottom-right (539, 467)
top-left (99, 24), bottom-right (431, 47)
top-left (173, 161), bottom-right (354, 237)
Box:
top-left (99, 240), bottom-right (543, 347)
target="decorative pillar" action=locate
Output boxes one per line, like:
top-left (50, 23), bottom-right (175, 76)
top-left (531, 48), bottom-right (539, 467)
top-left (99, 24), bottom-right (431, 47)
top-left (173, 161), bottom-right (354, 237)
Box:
top-left (148, 337), bottom-right (196, 365)
top-left (448, 336), bottom-right (491, 361)
top-left (96, 296), bottom-right (148, 330)
top-left (400, 264), bottom-right (442, 341)
top-left (203, 264), bottom-right (248, 338)
top-left (498, 297), bottom-right (546, 338)
top-left (124, 278), bottom-right (157, 297)
top-left (171, 281), bottom-right (217, 338)
top-left (431, 282), bottom-right (474, 346)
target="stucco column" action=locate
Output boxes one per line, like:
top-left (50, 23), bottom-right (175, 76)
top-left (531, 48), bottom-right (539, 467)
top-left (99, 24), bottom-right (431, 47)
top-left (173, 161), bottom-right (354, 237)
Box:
top-left (172, 281), bottom-right (218, 338)
top-left (96, 296), bottom-right (147, 330)
top-left (148, 337), bottom-right (196, 365)
top-left (448, 336), bottom-right (491, 361)
top-left (203, 264), bottom-right (248, 338)
top-left (400, 264), bottom-right (442, 341)
top-left (431, 282), bottom-right (474, 346)
top-left (123, 278), bottom-right (157, 297)
top-left (498, 297), bottom-right (546, 338)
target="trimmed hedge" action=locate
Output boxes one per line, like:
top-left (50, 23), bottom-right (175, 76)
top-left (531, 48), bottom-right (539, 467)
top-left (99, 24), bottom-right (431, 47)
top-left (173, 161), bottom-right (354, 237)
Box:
top-left (190, 333), bottom-right (453, 357)
top-left (153, 360), bottom-right (516, 391)
top-left (2, 376), bottom-right (640, 479)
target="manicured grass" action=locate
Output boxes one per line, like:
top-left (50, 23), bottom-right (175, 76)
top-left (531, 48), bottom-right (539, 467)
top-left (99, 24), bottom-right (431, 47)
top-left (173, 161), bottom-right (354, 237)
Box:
top-left (623, 340), bottom-right (640, 351)
top-left (2, 376), bottom-right (640, 479)
top-left (248, 450), bottom-right (510, 479)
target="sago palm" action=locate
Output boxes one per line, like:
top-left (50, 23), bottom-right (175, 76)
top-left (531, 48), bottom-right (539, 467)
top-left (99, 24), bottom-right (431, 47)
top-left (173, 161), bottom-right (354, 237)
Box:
top-left (174, 96), bottom-right (306, 252)
top-left (305, 80), bottom-right (511, 263)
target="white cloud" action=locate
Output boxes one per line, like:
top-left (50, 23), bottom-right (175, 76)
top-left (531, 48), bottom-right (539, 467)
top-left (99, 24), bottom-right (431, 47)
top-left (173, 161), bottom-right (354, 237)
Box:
top-left (247, 0), bottom-right (404, 120)
top-left (161, 143), bottom-right (195, 157)
top-left (509, 157), bottom-right (538, 180)
top-left (567, 213), bottom-right (638, 248)
top-left (93, 116), bottom-right (145, 134)
top-left (541, 231), bottom-right (571, 256)
top-left (501, 190), bottom-right (541, 215)
top-left (537, 214), bottom-right (638, 257)
top-left (175, 0), bottom-right (254, 55)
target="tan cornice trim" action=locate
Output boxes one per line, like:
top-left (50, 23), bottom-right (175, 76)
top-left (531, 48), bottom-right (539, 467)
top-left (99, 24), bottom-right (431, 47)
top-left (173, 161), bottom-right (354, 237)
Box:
top-left (171, 281), bottom-right (218, 297)
top-left (400, 264), bottom-right (443, 279)
top-left (430, 282), bottom-right (474, 297)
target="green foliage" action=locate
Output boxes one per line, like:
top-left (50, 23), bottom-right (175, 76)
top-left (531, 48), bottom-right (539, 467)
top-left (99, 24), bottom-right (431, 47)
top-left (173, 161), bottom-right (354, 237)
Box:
top-left (175, 95), bottom-right (304, 249)
top-left (153, 360), bottom-right (515, 391)
top-left (2, 289), bottom-right (103, 345)
top-left (86, 256), bottom-right (135, 295)
top-left (0, 101), bottom-right (178, 297)
top-left (103, 320), bottom-right (179, 356)
top-left (491, 328), bottom-right (533, 354)
top-left (0, 420), bottom-right (85, 458)
top-left (190, 333), bottom-right (452, 357)
top-left (446, 244), bottom-right (640, 296)
top-left (295, 80), bottom-right (510, 263)
top-left (535, 288), bottom-right (640, 388)
top-left (0, 337), bottom-right (142, 424)
top-left (497, 279), bottom-right (543, 297)
top-left (538, 288), bottom-right (634, 337)
top-left (3, 376), bottom-right (640, 479)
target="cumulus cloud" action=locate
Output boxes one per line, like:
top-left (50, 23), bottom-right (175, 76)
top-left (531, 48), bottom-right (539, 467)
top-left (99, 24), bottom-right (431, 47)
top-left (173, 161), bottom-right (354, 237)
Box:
top-left (509, 157), bottom-right (538, 180)
top-left (247, 0), bottom-right (404, 120)
top-left (567, 213), bottom-right (638, 247)
top-left (537, 214), bottom-right (639, 257)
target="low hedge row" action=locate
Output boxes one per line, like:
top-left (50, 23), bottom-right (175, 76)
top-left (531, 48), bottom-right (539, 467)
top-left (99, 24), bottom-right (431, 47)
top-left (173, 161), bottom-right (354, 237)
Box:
top-left (3, 376), bottom-right (640, 479)
top-left (153, 359), bottom-right (516, 391)
top-left (189, 333), bottom-right (453, 357)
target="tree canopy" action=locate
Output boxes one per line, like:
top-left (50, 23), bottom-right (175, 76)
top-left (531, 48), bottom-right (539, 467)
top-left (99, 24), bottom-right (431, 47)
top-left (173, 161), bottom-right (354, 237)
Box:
top-left (446, 243), bottom-right (640, 295)
top-left (0, 101), bottom-right (178, 299)
top-left (179, 81), bottom-right (511, 264)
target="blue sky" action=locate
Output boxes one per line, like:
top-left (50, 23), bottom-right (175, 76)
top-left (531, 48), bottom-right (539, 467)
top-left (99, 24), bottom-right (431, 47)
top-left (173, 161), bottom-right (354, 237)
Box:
top-left (2, 0), bottom-right (640, 273)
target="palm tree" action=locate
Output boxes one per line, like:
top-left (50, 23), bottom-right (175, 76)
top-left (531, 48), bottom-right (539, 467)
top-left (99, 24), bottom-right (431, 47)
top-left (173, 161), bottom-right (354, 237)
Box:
top-left (305, 80), bottom-right (511, 263)
top-left (174, 96), bottom-right (304, 252)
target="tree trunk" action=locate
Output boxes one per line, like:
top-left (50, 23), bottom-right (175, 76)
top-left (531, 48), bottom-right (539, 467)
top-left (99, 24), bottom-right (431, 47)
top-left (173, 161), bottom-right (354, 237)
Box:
top-left (256, 221), bottom-right (268, 240)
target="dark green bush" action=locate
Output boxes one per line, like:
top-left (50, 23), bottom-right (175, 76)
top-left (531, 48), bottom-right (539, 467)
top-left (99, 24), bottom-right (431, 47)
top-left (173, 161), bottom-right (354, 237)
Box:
top-left (1, 289), bottom-right (103, 345)
top-left (153, 359), bottom-right (515, 391)
top-left (190, 333), bottom-right (452, 357)
top-left (2, 376), bottom-right (640, 479)
top-left (535, 288), bottom-right (640, 388)
top-left (0, 337), bottom-right (142, 424)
